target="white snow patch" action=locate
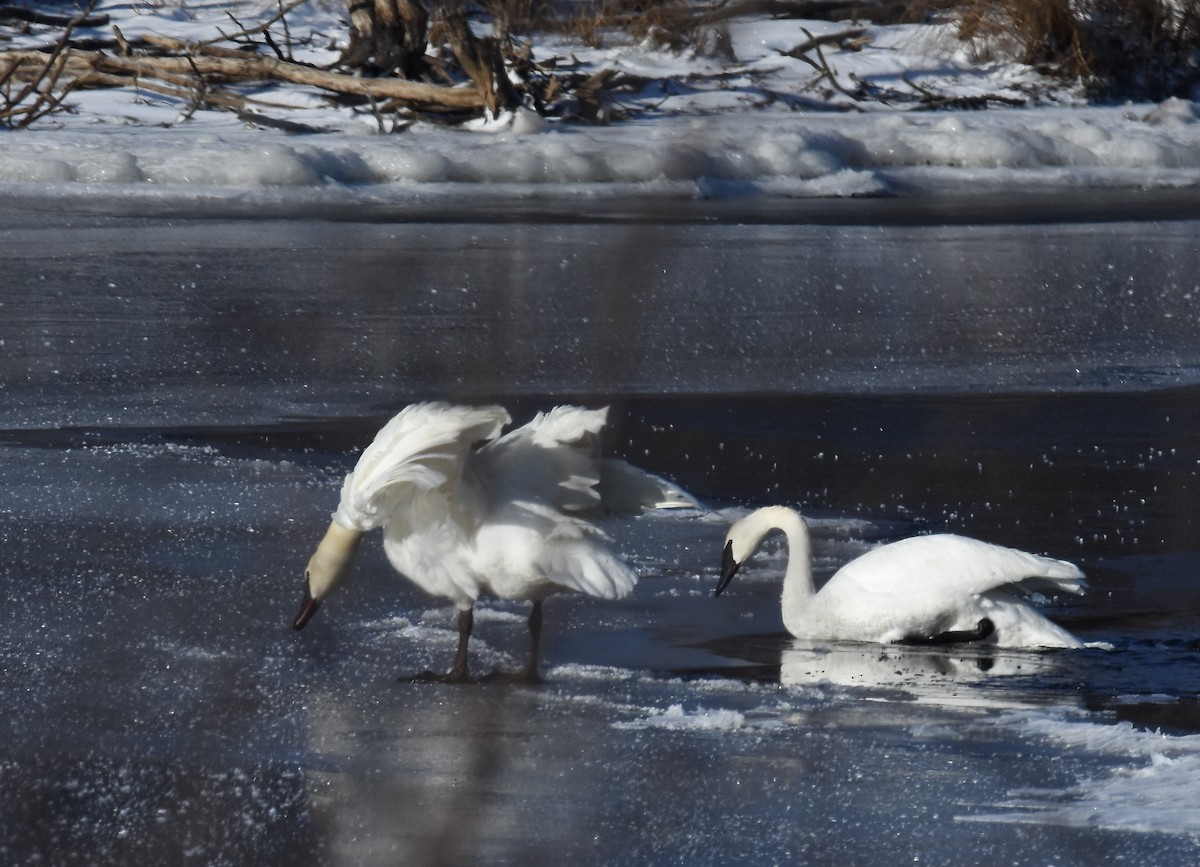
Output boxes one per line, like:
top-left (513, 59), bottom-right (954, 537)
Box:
top-left (615, 703), bottom-right (749, 732)
top-left (965, 711), bottom-right (1200, 835)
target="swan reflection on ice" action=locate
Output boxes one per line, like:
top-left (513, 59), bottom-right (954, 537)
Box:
top-left (778, 640), bottom-right (1069, 710)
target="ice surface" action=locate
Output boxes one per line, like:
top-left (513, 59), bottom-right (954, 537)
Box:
top-left (5, 388), bottom-right (1200, 864)
top-left (967, 713), bottom-right (1200, 835)
top-left (5, 213), bottom-right (1200, 441)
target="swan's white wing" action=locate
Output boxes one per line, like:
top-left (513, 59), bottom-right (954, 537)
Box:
top-left (829, 534), bottom-right (1086, 600)
top-left (537, 525), bottom-right (639, 600)
top-left (815, 534), bottom-right (1086, 646)
top-left (334, 402), bottom-right (510, 531)
top-left (381, 488), bottom-right (482, 605)
top-left (478, 405), bottom-right (610, 513)
top-left (474, 500), bottom-right (638, 601)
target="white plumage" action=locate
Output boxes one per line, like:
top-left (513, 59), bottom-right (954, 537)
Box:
top-left (293, 401), bottom-right (696, 682)
top-left (716, 506), bottom-right (1086, 649)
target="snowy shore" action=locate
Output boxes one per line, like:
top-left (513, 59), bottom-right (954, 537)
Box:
top-left (3, 1), bottom-right (1200, 201)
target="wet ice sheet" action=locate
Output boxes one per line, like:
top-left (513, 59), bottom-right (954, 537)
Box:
top-left (3, 425), bottom-right (1200, 865)
top-left (4, 211), bottom-right (1200, 432)
top-left (967, 714), bottom-right (1200, 836)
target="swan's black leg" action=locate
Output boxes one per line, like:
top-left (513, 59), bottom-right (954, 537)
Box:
top-left (525, 599), bottom-right (543, 682)
top-left (897, 617), bottom-right (995, 646)
top-left (483, 600), bottom-right (544, 685)
top-left (411, 607), bottom-right (475, 683)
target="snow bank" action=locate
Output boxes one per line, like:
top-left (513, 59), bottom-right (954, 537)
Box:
top-left (3, 103), bottom-right (1199, 199)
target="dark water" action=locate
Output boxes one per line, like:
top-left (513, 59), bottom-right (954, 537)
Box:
top-left (2, 197), bottom-right (1199, 864)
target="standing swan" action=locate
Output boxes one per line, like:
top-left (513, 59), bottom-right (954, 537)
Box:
top-left (715, 506), bottom-right (1087, 648)
top-left (293, 402), bottom-right (695, 682)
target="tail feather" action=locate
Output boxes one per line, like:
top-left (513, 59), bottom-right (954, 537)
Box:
top-left (598, 458), bottom-right (699, 512)
top-left (545, 542), bottom-right (638, 600)
top-left (481, 405), bottom-right (609, 513)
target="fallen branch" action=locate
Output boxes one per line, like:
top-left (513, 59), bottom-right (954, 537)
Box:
top-left (901, 74), bottom-right (1027, 109)
top-left (1, 44), bottom-right (487, 111)
top-left (792, 26), bottom-right (861, 100)
top-left (210, 0), bottom-right (311, 48)
top-left (780, 27), bottom-right (869, 59)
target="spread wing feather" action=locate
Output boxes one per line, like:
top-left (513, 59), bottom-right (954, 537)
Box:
top-left (333, 402), bottom-right (510, 531)
top-left (478, 405), bottom-right (610, 513)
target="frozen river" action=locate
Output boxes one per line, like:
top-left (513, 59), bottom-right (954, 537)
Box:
top-left (2, 194), bottom-right (1200, 865)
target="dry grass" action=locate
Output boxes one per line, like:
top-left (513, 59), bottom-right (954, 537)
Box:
top-left (478, 0), bottom-right (712, 51)
top-left (956, 0), bottom-right (1200, 99)
top-left (518, 0), bottom-right (1200, 97)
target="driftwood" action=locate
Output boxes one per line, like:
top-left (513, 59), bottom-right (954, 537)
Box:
top-left (784, 26), bottom-right (865, 101)
top-left (1, 39), bottom-right (487, 112)
top-left (437, 8), bottom-right (519, 116)
top-left (776, 25), bottom-right (1029, 109)
top-left (780, 26), bottom-right (869, 59)
top-left (1, 3), bottom-right (557, 124)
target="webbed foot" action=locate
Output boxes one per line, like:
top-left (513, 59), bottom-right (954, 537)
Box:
top-left (407, 668), bottom-right (475, 684)
top-left (480, 667), bottom-right (542, 685)
top-left (898, 618), bottom-right (996, 646)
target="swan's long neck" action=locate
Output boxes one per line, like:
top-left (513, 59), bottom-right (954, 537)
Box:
top-left (739, 504), bottom-right (816, 624)
top-left (306, 520), bottom-right (363, 601)
top-left (759, 507), bottom-right (817, 619)
top-left (294, 520), bottom-right (364, 630)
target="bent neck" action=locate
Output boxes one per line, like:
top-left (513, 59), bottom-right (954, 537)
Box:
top-left (751, 506), bottom-right (816, 618)
top-left (307, 520), bottom-right (364, 601)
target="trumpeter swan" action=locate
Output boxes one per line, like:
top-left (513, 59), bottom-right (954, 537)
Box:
top-left (715, 506), bottom-right (1086, 649)
top-left (293, 401), bottom-right (696, 682)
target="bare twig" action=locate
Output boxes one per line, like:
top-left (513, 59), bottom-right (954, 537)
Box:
top-left (177, 53), bottom-right (208, 122)
top-left (211, 0), bottom-right (311, 47)
top-left (794, 26), bottom-right (861, 100)
top-left (780, 27), bottom-right (868, 59)
top-left (1, 0), bottom-right (96, 127)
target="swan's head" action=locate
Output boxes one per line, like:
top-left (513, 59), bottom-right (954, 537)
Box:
top-left (715, 536), bottom-right (744, 596)
top-left (293, 521), bottom-right (363, 630)
top-left (715, 506), bottom-right (806, 597)
top-left (715, 514), bottom-right (767, 596)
